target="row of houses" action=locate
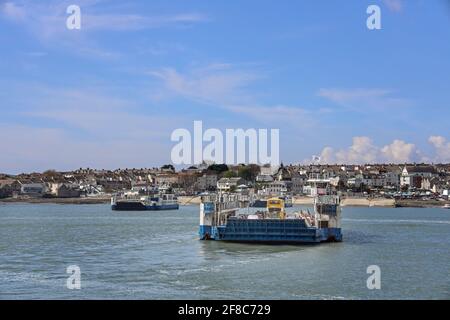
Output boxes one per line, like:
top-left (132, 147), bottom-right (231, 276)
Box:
top-left (252, 164), bottom-right (450, 197)
top-left (1, 163), bottom-right (450, 199)
top-left (0, 180), bottom-right (82, 198)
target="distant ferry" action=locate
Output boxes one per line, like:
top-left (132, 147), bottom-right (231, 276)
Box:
top-left (111, 193), bottom-right (179, 211)
top-left (199, 194), bottom-right (342, 243)
top-left (443, 204), bottom-right (450, 209)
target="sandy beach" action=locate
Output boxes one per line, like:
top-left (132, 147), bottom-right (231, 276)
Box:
top-left (177, 196), bottom-right (202, 205)
top-left (293, 196), bottom-right (395, 207)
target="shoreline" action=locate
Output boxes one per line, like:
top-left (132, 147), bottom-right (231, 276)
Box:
top-left (293, 196), bottom-right (450, 208)
top-left (293, 196), bottom-right (395, 207)
top-left (1, 196), bottom-right (448, 208)
top-left (0, 196), bottom-right (111, 205)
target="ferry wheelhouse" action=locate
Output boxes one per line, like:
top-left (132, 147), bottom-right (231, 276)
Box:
top-left (250, 195), bottom-right (293, 208)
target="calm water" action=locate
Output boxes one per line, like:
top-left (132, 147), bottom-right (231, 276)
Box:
top-left (0, 203), bottom-right (449, 299)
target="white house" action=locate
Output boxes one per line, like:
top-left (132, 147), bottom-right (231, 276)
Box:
top-left (256, 174), bottom-right (274, 183)
top-left (258, 181), bottom-right (288, 196)
top-left (303, 179), bottom-right (330, 197)
top-left (217, 177), bottom-right (245, 191)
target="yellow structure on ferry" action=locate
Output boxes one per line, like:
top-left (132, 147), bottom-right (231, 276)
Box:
top-left (267, 197), bottom-right (286, 219)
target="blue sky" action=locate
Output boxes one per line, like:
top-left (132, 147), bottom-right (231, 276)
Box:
top-left (1, 0), bottom-right (450, 173)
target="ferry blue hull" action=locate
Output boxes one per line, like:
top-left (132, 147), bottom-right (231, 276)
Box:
top-left (111, 203), bottom-right (179, 211)
top-left (199, 219), bottom-right (342, 243)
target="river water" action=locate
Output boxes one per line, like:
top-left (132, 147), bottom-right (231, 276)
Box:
top-left (0, 203), bottom-right (448, 299)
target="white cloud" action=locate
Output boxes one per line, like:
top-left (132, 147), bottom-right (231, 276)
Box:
top-left (318, 147), bottom-right (336, 164)
top-left (381, 139), bottom-right (416, 163)
top-left (313, 137), bottom-right (419, 164)
top-left (428, 136), bottom-right (450, 163)
top-left (335, 136), bottom-right (379, 164)
top-left (312, 135), bottom-right (450, 165)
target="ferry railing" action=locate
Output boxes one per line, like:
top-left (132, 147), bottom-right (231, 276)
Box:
top-left (113, 193), bottom-right (150, 201)
top-left (201, 193), bottom-right (241, 227)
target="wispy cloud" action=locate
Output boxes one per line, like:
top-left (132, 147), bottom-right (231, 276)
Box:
top-left (1, 1), bottom-right (26, 20)
top-left (318, 88), bottom-right (412, 110)
top-left (149, 63), bottom-right (314, 125)
top-left (149, 64), bottom-right (257, 106)
top-left (0, 124), bottom-right (171, 173)
top-left (22, 51), bottom-right (48, 57)
top-left (18, 85), bottom-right (181, 139)
top-left (82, 13), bottom-right (208, 31)
top-left (1, 1), bottom-right (208, 31)
top-left (227, 104), bottom-right (314, 125)
top-left (1, 1), bottom-right (208, 59)
top-left (0, 84), bottom-right (187, 173)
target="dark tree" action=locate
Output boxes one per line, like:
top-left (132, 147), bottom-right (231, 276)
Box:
top-left (223, 170), bottom-right (237, 178)
top-left (161, 164), bottom-right (175, 171)
top-left (237, 164), bottom-right (260, 181)
top-left (207, 164), bottom-right (229, 173)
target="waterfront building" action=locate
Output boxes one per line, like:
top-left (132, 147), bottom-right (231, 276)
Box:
top-left (303, 179), bottom-right (330, 197)
top-left (20, 183), bottom-right (46, 196)
top-left (0, 179), bottom-right (21, 198)
top-left (401, 165), bottom-right (438, 188)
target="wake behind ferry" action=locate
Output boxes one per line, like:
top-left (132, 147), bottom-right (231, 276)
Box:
top-left (199, 193), bottom-right (342, 243)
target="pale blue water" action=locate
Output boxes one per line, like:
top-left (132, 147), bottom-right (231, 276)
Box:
top-left (0, 203), bottom-right (449, 299)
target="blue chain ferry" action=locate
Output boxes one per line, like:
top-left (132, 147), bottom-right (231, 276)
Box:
top-left (199, 193), bottom-right (342, 243)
